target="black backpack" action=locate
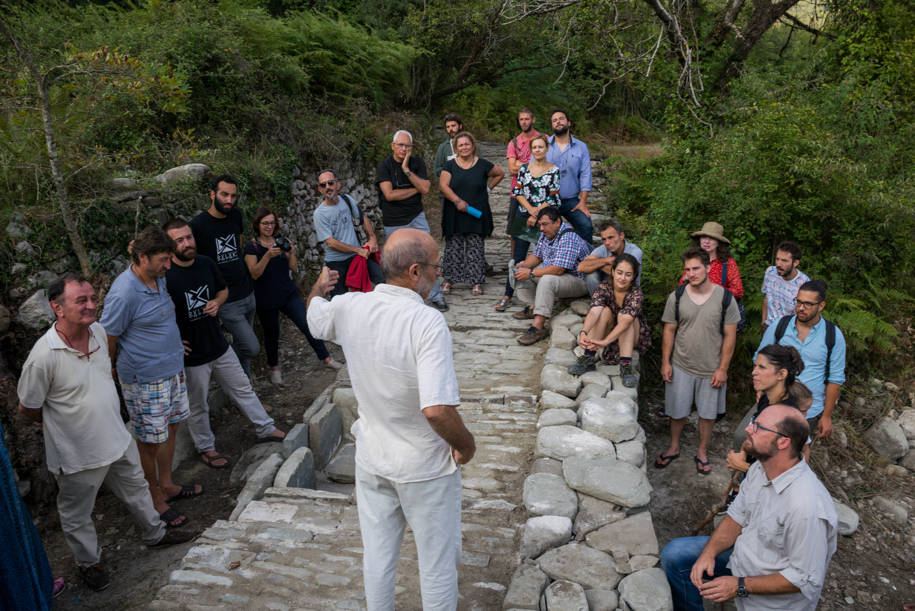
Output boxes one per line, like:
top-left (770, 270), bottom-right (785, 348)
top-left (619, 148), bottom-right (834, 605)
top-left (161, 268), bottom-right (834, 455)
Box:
top-left (674, 284), bottom-right (734, 336)
top-left (719, 260), bottom-right (747, 332)
top-left (773, 315), bottom-right (837, 382)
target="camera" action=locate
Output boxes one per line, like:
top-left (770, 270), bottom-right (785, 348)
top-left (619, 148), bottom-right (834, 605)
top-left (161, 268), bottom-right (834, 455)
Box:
top-left (274, 236), bottom-right (292, 252)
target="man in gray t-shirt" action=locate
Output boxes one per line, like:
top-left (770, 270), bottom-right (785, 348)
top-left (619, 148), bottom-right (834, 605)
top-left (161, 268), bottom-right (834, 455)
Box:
top-left (577, 219), bottom-right (642, 294)
top-left (313, 169), bottom-right (383, 296)
top-left (656, 247), bottom-right (739, 475)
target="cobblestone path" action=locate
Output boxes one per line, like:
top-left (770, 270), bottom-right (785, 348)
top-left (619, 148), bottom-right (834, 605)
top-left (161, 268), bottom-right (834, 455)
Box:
top-left (150, 142), bottom-right (555, 609)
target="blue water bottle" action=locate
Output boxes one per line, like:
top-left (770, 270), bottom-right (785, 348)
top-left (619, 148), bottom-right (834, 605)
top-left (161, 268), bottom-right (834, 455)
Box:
top-left (464, 205), bottom-right (482, 218)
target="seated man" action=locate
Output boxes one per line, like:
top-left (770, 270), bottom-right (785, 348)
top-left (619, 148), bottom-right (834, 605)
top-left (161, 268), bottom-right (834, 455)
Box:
top-left (512, 207), bottom-right (591, 345)
top-left (661, 405), bottom-right (837, 610)
top-left (577, 219), bottom-right (643, 295)
top-left (313, 169), bottom-right (383, 296)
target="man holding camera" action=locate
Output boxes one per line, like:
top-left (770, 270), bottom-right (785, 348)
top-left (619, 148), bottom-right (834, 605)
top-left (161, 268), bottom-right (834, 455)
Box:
top-left (190, 174), bottom-right (260, 376)
top-left (163, 220), bottom-right (284, 469)
top-left (314, 169), bottom-right (383, 296)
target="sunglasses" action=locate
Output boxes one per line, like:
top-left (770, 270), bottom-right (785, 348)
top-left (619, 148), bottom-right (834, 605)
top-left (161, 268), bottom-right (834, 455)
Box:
top-left (319, 180), bottom-right (337, 187)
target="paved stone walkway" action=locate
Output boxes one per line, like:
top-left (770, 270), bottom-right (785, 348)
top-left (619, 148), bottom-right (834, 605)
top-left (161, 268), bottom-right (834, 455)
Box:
top-left (150, 142), bottom-right (569, 609)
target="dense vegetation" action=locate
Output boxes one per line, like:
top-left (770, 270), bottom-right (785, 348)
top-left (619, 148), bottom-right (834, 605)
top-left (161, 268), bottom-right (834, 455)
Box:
top-left (1, 0), bottom-right (912, 382)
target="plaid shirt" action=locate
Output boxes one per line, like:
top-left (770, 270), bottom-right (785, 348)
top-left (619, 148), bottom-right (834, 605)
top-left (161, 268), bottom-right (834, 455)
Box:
top-left (533, 222), bottom-right (590, 279)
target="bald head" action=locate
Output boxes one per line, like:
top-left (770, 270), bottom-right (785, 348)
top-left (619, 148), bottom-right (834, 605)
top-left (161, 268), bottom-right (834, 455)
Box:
top-left (768, 404), bottom-right (809, 458)
top-left (382, 228), bottom-right (437, 282)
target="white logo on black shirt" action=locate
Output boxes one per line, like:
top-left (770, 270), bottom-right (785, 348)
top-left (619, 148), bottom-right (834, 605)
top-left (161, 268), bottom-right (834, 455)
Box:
top-left (184, 285), bottom-right (209, 321)
top-left (215, 235), bottom-right (237, 262)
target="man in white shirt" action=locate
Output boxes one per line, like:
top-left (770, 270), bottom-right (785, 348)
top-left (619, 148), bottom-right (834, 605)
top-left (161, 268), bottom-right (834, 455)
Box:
top-left (306, 228), bottom-right (475, 610)
top-left (661, 405), bottom-right (837, 610)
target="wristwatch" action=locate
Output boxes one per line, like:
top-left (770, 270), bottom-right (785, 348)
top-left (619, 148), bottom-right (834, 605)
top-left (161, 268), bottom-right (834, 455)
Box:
top-left (404, 169), bottom-right (412, 178)
top-left (737, 577), bottom-right (749, 598)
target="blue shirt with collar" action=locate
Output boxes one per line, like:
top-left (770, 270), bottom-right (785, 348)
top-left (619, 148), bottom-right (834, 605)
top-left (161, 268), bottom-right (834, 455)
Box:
top-left (755, 315), bottom-right (847, 419)
top-left (547, 134), bottom-right (592, 199)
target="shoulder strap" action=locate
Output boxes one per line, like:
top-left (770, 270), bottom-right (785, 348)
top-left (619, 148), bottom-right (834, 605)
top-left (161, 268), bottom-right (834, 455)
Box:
top-left (823, 319), bottom-right (836, 383)
top-left (774, 315), bottom-right (792, 344)
top-left (340, 194), bottom-right (359, 222)
top-left (719, 259), bottom-right (728, 288)
top-left (720, 288), bottom-right (733, 335)
top-left (674, 284), bottom-right (686, 324)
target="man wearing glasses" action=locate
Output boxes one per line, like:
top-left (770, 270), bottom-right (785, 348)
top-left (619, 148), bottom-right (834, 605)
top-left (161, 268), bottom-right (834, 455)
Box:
top-left (313, 169), bottom-right (383, 296)
top-left (755, 279), bottom-right (846, 439)
top-left (376, 129), bottom-right (449, 311)
top-left (661, 405), bottom-right (837, 610)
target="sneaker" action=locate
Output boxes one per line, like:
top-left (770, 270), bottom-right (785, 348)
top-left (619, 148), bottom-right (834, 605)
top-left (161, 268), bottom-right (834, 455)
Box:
top-left (79, 564), bottom-right (110, 591)
top-left (431, 298), bottom-right (449, 312)
top-left (568, 353), bottom-right (598, 376)
top-left (620, 362), bottom-right (639, 388)
top-left (512, 306), bottom-right (535, 320)
top-left (517, 325), bottom-right (549, 346)
top-left (270, 368), bottom-right (284, 385)
top-left (324, 358), bottom-right (344, 370)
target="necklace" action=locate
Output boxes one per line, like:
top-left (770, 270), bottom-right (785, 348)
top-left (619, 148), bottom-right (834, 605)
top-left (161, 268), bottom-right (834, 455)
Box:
top-left (55, 324), bottom-right (98, 359)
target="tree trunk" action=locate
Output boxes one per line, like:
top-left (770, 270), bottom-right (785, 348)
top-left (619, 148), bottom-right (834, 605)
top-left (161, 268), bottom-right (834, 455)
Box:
top-left (0, 20), bottom-right (92, 277)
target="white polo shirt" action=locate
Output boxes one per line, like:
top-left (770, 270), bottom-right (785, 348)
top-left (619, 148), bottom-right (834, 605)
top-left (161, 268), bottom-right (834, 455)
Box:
top-left (18, 322), bottom-right (130, 474)
top-left (307, 284), bottom-right (461, 483)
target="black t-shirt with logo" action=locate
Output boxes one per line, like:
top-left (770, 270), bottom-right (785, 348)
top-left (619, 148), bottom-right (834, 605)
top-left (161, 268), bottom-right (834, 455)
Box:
top-left (190, 207), bottom-right (253, 302)
top-left (165, 255), bottom-right (229, 367)
top-left (375, 155), bottom-right (428, 227)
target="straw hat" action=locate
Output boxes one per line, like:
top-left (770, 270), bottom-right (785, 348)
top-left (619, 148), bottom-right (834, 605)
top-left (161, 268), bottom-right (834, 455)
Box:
top-left (691, 221), bottom-right (730, 245)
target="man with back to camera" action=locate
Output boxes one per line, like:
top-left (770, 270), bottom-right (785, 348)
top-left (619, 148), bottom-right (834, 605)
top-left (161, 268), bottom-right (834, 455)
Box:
top-left (546, 108), bottom-right (593, 243)
top-left (20, 274), bottom-right (193, 591)
top-left (162, 219), bottom-right (284, 470)
top-left (376, 129), bottom-right (449, 311)
top-left (577, 218), bottom-right (643, 295)
top-left (190, 174), bottom-right (259, 375)
top-left (313, 168), bottom-right (383, 296)
top-left (307, 228), bottom-right (475, 610)
top-left (760, 241), bottom-right (809, 331)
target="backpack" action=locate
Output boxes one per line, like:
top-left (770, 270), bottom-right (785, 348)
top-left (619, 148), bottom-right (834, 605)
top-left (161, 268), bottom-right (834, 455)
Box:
top-left (719, 260), bottom-right (747, 332)
top-left (774, 315), bottom-right (837, 382)
top-left (675, 284), bottom-right (734, 336)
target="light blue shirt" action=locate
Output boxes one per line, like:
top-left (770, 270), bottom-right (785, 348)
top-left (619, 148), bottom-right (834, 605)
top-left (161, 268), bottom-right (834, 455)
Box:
top-left (546, 135), bottom-right (592, 199)
top-left (755, 316), bottom-right (846, 419)
top-left (100, 268), bottom-right (184, 384)
top-left (589, 240), bottom-right (643, 286)
top-left (314, 196), bottom-right (361, 263)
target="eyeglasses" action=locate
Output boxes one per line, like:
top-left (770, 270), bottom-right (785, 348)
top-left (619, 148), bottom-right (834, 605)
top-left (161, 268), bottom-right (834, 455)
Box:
top-left (796, 299), bottom-right (822, 309)
top-left (394, 143), bottom-right (413, 149)
top-left (419, 262), bottom-right (443, 272)
top-left (750, 417), bottom-right (788, 438)
top-left (260, 221), bottom-right (276, 226)
top-left (318, 180), bottom-right (337, 187)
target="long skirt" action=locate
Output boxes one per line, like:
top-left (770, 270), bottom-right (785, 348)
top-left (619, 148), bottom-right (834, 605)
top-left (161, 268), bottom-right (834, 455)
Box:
top-left (443, 233), bottom-right (486, 285)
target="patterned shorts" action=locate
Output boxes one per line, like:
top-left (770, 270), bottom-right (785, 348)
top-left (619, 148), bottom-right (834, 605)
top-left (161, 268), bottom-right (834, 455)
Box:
top-left (121, 371), bottom-right (190, 444)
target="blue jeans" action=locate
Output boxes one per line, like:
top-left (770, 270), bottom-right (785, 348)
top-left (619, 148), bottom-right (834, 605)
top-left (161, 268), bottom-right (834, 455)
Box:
top-left (559, 196), bottom-right (593, 244)
top-left (257, 293), bottom-right (330, 367)
top-left (660, 537), bottom-right (733, 611)
top-left (218, 292), bottom-right (259, 376)
top-left (384, 212), bottom-right (444, 302)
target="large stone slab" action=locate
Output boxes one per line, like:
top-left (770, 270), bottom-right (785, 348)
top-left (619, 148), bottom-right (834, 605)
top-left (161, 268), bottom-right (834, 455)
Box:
top-left (579, 371), bottom-right (611, 387)
top-left (282, 422), bottom-right (309, 458)
top-left (563, 456), bottom-right (652, 508)
top-left (538, 408), bottom-right (577, 428)
top-left (617, 568), bottom-right (673, 611)
top-left (543, 580), bottom-right (588, 611)
top-left (536, 425), bottom-right (615, 462)
top-left (550, 326), bottom-right (577, 350)
top-left (573, 494), bottom-right (626, 538)
top-left (614, 439), bottom-right (646, 467)
top-left (586, 511), bottom-right (659, 556)
top-left (575, 383), bottom-right (609, 405)
top-left (522, 472), bottom-right (578, 519)
top-left (537, 543), bottom-right (619, 590)
top-left (230, 443), bottom-right (283, 486)
top-left (579, 397), bottom-right (639, 442)
top-left (272, 447), bottom-right (315, 488)
top-left (15, 290), bottom-right (54, 330)
top-left (542, 390), bottom-right (576, 410)
top-left (229, 453), bottom-right (284, 520)
top-left (603, 391), bottom-right (639, 420)
top-left (541, 365), bottom-right (582, 398)
top-left (897, 409), bottom-right (915, 440)
top-left (326, 442), bottom-right (355, 483)
top-left (520, 515), bottom-right (573, 558)
top-left (531, 457), bottom-right (564, 476)
top-left (552, 312), bottom-right (582, 327)
top-left (155, 163), bottom-right (210, 184)
top-left (833, 498), bottom-right (859, 536)
top-left (863, 417), bottom-right (909, 460)
top-left (584, 589), bottom-right (618, 611)
top-left (569, 299), bottom-right (590, 316)
top-left (308, 403), bottom-right (343, 469)
top-left (545, 347), bottom-right (578, 367)
top-left (502, 563), bottom-right (549, 610)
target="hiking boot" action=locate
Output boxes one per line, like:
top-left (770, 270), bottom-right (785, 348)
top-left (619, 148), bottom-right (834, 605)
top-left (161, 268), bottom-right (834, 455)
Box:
top-left (568, 353), bottom-right (598, 376)
top-left (517, 325), bottom-right (549, 346)
top-left (79, 564), bottom-right (110, 591)
top-left (620, 362), bottom-right (639, 388)
top-left (512, 306), bottom-right (535, 320)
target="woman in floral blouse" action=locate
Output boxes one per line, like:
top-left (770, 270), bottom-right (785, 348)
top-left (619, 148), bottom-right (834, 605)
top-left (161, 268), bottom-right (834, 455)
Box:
top-left (495, 134), bottom-right (560, 311)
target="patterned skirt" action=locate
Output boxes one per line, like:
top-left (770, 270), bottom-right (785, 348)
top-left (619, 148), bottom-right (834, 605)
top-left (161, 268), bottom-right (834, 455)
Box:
top-left (443, 233), bottom-right (486, 285)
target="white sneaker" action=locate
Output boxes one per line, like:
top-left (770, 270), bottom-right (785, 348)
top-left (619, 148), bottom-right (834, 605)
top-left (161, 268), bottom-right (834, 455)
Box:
top-left (324, 358), bottom-right (344, 370)
top-left (270, 368), bottom-right (284, 385)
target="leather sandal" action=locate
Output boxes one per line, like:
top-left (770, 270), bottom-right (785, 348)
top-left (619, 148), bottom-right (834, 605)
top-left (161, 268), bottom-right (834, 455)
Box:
top-left (441, 281), bottom-right (452, 295)
top-left (494, 296), bottom-right (512, 311)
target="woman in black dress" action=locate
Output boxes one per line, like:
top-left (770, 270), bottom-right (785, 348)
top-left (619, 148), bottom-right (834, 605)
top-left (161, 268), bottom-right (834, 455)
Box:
top-left (439, 132), bottom-right (505, 295)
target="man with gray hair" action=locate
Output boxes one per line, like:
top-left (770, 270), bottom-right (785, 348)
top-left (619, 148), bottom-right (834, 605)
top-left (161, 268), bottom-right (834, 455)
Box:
top-left (307, 228), bottom-right (475, 609)
top-left (376, 129), bottom-right (448, 311)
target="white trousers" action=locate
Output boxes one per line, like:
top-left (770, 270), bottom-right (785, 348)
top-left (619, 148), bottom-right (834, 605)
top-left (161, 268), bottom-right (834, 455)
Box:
top-left (184, 349), bottom-right (275, 452)
top-left (355, 465), bottom-right (462, 611)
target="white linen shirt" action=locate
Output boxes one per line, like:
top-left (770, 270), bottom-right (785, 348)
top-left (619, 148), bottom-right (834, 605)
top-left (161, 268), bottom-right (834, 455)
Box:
top-left (17, 322), bottom-right (130, 474)
top-left (307, 284), bottom-right (461, 483)
top-left (727, 459), bottom-right (838, 610)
